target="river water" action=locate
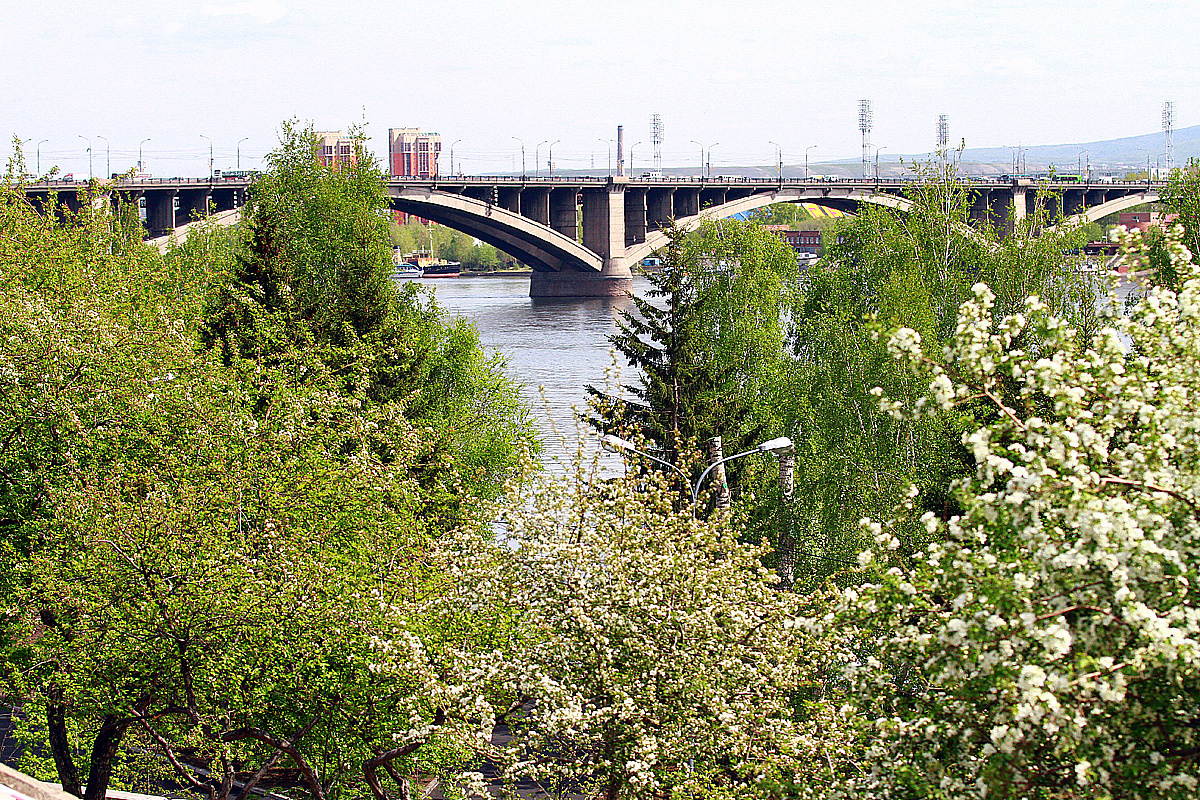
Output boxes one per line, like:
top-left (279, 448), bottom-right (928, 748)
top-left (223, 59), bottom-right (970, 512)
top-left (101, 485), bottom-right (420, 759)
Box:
top-left (415, 273), bottom-right (651, 465)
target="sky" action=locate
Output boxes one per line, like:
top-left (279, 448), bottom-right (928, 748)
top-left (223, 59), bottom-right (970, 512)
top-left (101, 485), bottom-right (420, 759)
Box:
top-left (3, 0), bottom-right (1196, 178)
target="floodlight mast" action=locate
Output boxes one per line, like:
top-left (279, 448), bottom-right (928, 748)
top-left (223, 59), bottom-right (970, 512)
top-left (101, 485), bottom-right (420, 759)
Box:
top-left (1163, 101), bottom-right (1175, 175)
top-left (859, 99), bottom-right (873, 179)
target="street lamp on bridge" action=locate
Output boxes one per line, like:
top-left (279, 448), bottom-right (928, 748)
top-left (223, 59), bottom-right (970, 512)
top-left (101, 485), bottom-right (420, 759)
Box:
top-left (139, 138), bottom-right (151, 172)
top-left (547, 139), bottom-right (560, 176)
top-left (875, 146), bottom-right (887, 182)
top-left (706, 142), bottom-right (719, 177)
top-left (629, 142), bottom-right (642, 175)
top-left (511, 137), bottom-right (526, 180)
top-left (690, 140), bottom-right (704, 174)
top-left (806, 145), bottom-right (817, 181)
top-left (37, 140), bottom-right (48, 177)
top-left (598, 138), bottom-right (614, 176)
top-left (237, 137), bottom-right (249, 171)
top-left (769, 141), bottom-right (782, 182)
top-left (535, 140), bottom-right (548, 178)
top-left (77, 135), bottom-right (92, 181)
top-left (200, 134), bottom-right (213, 179)
top-left (448, 139), bottom-right (461, 177)
top-left (96, 136), bottom-right (110, 179)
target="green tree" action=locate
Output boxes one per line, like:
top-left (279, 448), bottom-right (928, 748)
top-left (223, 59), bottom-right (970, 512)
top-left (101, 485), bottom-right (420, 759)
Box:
top-left (800, 226), bottom-right (1200, 798)
top-left (778, 165), bottom-right (1100, 588)
top-left (586, 219), bottom-right (799, 505)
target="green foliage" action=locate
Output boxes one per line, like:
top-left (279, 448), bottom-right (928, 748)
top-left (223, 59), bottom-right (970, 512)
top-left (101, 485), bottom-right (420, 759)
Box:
top-left (745, 201), bottom-right (813, 228)
top-left (200, 120), bottom-right (536, 519)
top-left (586, 219), bottom-right (799, 500)
top-left (779, 163), bottom-right (1101, 588)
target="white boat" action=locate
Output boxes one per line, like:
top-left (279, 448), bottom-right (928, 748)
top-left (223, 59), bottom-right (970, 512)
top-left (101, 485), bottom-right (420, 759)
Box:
top-left (394, 262), bottom-right (424, 278)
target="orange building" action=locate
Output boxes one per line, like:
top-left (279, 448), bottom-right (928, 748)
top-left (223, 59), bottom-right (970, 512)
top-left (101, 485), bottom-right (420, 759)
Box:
top-left (389, 128), bottom-right (441, 178)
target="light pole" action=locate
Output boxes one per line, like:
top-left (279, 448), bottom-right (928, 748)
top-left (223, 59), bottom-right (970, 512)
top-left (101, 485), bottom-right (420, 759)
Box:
top-left (139, 138), bottom-right (151, 173)
top-left (96, 135), bottom-right (110, 179)
top-left (598, 138), bottom-right (613, 176)
top-left (690, 140), bottom-right (704, 174)
top-left (769, 140), bottom-right (782, 182)
top-left (511, 137), bottom-right (526, 180)
top-left (237, 137), bottom-right (248, 171)
top-left (535, 140), bottom-right (548, 178)
top-left (37, 139), bottom-right (48, 177)
top-left (875, 146), bottom-right (887, 182)
top-left (601, 434), bottom-right (795, 515)
top-left (806, 145), bottom-right (817, 180)
top-left (547, 139), bottom-right (560, 176)
top-left (629, 141), bottom-right (642, 174)
top-left (77, 135), bottom-right (92, 180)
top-left (448, 139), bottom-right (461, 177)
top-left (200, 134), bottom-right (213, 178)
top-left (706, 142), bottom-right (719, 177)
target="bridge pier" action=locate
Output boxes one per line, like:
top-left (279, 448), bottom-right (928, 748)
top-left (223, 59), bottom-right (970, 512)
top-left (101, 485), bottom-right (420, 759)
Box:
top-left (145, 190), bottom-right (176, 237)
top-left (550, 188), bottom-right (578, 239)
top-left (533, 177), bottom-right (633, 298)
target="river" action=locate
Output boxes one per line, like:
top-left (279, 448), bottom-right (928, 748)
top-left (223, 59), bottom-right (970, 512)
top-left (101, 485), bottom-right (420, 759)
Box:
top-left (414, 273), bottom-right (651, 465)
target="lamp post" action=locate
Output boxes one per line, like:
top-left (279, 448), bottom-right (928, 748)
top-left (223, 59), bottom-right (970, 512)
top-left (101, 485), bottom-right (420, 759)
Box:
top-left (200, 134), bottom-right (213, 178)
top-left (600, 434), bottom-right (794, 515)
top-left (237, 137), bottom-right (249, 171)
top-left (690, 140), bottom-right (704, 174)
top-left (37, 139), bottom-right (48, 177)
top-left (629, 141), bottom-right (642, 174)
top-left (706, 142), bottom-right (719, 177)
top-left (805, 145), bottom-right (817, 180)
top-left (511, 137), bottom-right (526, 180)
top-left (547, 139), bottom-right (560, 176)
top-left (769, 140), bottom-right (782, 182)
top-left (77, 135), bottom-right (92, 181)
top-left (139, 138), bottom-right (151, 173)
top-left (96, 135), bottom-right (110, 179)
top-left (535, 140), bottom-right (548, 178)
top-left (598, 138), bottom-right (613, 176)
top-left (875, 146), bottom-right (887, 182)
top-left (448, 139), bottom-right (461, 177)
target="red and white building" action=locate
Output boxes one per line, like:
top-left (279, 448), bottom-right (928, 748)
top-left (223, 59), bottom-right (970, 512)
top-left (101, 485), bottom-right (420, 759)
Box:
top-left (389, 128), bottom-right (441, 178)
top-left (315, 131), bottom-right (356, 169)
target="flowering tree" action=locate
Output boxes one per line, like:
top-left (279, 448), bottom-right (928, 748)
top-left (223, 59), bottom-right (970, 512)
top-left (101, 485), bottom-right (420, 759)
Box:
top-left (431, 458), bottom-right (837, 800)
top-left (806, 226), bottom-right (1200, 798)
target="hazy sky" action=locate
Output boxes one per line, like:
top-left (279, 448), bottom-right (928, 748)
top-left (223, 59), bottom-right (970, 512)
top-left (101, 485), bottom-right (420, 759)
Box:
top-left (4, 0), bottom-right (1195, 177)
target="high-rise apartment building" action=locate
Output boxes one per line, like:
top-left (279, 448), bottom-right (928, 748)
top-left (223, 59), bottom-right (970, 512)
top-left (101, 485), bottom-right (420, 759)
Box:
top-left (389, 128), bottom-right (441, 178)
top-left (315, 131), bottom-right (356, 169)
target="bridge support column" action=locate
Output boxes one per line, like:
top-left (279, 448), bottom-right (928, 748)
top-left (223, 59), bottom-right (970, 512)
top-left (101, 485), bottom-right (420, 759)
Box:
top-left (550, 188), bottom-right (578, 240)
top-left (520, 186), bottom-right (550, 226)
top-left (674, 187), bottom-right (700, 218)
top-left (625, 188), bottom-right (647, 246)
top-left (647, 188), bottom-right (674, 230)
top-left (532, 178), bottom-right (632, 298)
top-left (178, 188), bottom-right (211, 224)
top-left (145, 190), bottom-right (176, 238)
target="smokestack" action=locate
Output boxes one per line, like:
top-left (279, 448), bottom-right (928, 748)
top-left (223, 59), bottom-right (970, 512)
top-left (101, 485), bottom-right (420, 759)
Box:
top-left (617, 125), bottom-right (624, 177)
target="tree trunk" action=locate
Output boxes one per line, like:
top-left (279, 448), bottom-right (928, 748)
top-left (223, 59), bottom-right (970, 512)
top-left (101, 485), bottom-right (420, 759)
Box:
top-left (46, 694), bottom-right (82, 798)
top-left (83, 715), bottom-right (131, 800)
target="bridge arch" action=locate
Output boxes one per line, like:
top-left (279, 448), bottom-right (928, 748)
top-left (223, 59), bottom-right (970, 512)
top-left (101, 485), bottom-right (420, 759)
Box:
top-left (389, 187), bottom-right (602, 272)
top-left (1072, 191), bottom-right (1160, 224)
top-left (625, 188), bottom-right (913, 266)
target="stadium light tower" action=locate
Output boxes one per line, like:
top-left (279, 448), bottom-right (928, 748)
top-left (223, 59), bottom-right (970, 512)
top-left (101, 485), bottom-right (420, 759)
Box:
top-left (1163, 101), bottom-right (1175, 176)
top-left (859, 99), bottom-right (873, 179)
top-left (651, 113), bottom-right (664, 174)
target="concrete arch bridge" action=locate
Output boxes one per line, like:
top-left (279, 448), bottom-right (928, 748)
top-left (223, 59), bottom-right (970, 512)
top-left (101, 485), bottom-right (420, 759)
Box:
top-left (22, 175), bottom-right (1165, 297)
